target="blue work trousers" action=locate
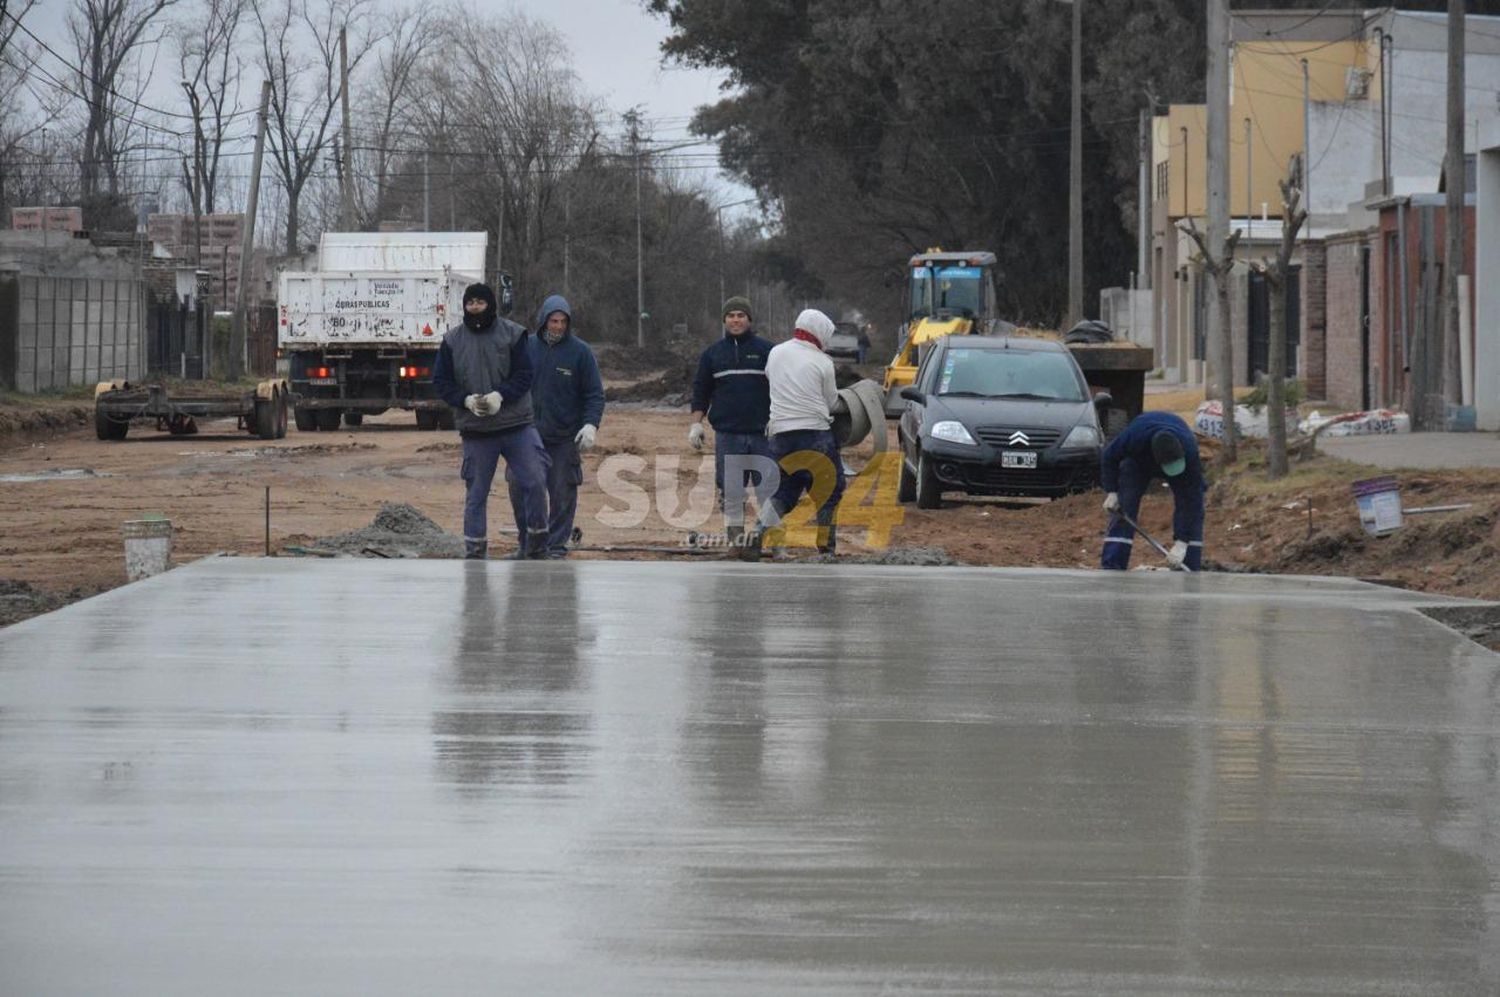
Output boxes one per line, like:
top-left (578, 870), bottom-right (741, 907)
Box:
top-left (1101, 457), bottom-right (1204, 570)
top-left (462, 427), bottom-right (549, 549)
top-left (765, 429), bottom-right (846, 528)
top-left (715, 430), bottom-right (774, 528)
top-left (508, 439), bottom-right (582, 557)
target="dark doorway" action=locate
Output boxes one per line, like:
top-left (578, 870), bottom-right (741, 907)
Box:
top-left (1247, 266), bottom-right (1301, 382)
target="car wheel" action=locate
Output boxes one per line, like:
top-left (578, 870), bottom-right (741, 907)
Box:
top-left (915, 451), bottom-right (942, 510)
top-left (897, 452), bottom-right (916, 503)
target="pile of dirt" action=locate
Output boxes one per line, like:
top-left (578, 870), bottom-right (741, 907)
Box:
top-left (309, 502), bottom-right (464, 558)
top-left (0, 579), bottom-right (98, 628)
top-left (0, 404), bottom-right (92, 440)
top-left (605, 360), bottom-right (696, 406)
top-left (845, 545), bottom-right (955, 566)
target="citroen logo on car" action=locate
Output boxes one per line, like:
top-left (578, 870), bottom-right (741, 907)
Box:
top-left (1007, 430), bottom-right (1030, 446)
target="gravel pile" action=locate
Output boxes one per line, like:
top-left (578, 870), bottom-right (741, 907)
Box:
top-left (844, 545), bottom-right (955, 566)
top-left (314, 502), bottom-right (464, 558)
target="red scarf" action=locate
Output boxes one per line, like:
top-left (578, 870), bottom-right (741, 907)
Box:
top-left (792, 329), bottom-right (823, 348)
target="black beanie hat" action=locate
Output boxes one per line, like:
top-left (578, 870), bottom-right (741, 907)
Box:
top-left (722, 295), bottom-right (753, 321)
top-left (1151, 431), bottom-right (1185, 470)
top-left (463, 283), bottom-right (497, 331)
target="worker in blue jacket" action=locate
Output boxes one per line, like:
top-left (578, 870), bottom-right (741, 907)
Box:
top-left (687, 296), bottom-right (775, 542)
top-left (508, 294), bottom-right (604, 559)
top-left (1099, 411), bottom-right (1206, 571)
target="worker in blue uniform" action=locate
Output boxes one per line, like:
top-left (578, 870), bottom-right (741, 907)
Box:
top-left (1099, 411), bottom-right (1206, 571)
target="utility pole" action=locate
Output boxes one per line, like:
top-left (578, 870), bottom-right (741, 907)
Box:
top-left (1207, 0), bottom-right (1236, 460)
top-left (231, 80), bottom-right (271, 382)
top-left (628, 108), bottom-right (645, 349)
top-left (1067, 0), bottom-right (1083, 328)
top-left (1245, 118), bottom-right (1253, 233)
top-left (1137, 106), bottom-right (1150, 288)
top-left (339, 27), bottom-right (354, 230)
top-left (1443, 0), bottom-right (1465, 412)
top-left (1301, 59), bottom-right (1311, 227)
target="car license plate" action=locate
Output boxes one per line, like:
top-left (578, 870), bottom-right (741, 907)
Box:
top-left (1001, 450), bottom-right (1037, 469)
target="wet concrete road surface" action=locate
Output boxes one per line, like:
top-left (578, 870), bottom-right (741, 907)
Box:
top-left (3, 560), bottom-right (1499, 995)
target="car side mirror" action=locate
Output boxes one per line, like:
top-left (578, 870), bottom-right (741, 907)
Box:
top-left (1091, 392), bottom-right (1113, 409)
top-left (497, 272), bottom-right (515, 316)
top-left (899, 387), bottom-right (925, 404)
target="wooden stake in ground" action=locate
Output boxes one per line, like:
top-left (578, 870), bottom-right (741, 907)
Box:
top-left (1179, 217), bottom-right (1242, 463)
top-left (1250, 158), bottom-right (1308, 480)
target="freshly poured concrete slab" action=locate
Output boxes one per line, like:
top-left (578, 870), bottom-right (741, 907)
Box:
top-left (2, 559), bottom-right (1498, 995)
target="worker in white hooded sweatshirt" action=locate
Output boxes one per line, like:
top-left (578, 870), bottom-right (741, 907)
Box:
top-left (744, 308), bottom-right (846, 559)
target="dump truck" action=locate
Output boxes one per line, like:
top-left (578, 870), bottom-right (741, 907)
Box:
top-left (882, 250), bottom-right (999, 416)
top-left (278, 232), bottom-right (503, 431)
top-left (94, 377), bottom-right (290, 440)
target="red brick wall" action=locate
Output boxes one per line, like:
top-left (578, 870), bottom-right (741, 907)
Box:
top-left (1323, 231), bottom-right (1375, 412)
top-left (1299, 241), bottom-right (1327, 399)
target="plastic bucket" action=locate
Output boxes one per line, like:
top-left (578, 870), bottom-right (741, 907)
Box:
top-left (1351, 476), bottom-right (1402, 537)
top-left (122, 519), bottom-right (173, 581)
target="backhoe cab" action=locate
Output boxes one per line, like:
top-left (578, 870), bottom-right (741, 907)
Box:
top-left (882, 250), bottom-right (998, 416)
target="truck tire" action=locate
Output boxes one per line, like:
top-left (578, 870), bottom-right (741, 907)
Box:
top-left (343, 411), bottom-right (363, 427)
top-left (897, 453), bottom-right (916, 503)
top-left (437, 408), bottom-right (455, 431)
top-left (294, 405), bottom-right (317, 432)
top-left (95, 407), bottom-right (128, 441)
top-left (415, 409), bottom-right (440, 431)
top-left (915, 451), bottom-right (942, 510)
top-left (255, 397), bottom-right (278, 440)
top-left (316, 408), bottom-right (341, 431)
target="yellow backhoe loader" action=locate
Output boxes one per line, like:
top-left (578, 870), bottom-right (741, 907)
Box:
top-left (881, 250), bottom-right (998, 416)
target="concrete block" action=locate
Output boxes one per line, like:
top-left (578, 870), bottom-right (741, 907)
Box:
top-left (17, 322), bottom-right (36, 352)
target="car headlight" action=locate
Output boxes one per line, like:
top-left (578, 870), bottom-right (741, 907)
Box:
top-left (1061, 424), bottom-right (1100, 449)
top-left (929, 420), bottom-right (977, 445)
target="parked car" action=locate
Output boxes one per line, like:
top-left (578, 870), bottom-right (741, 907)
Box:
top-left (826, 322), bottom-right (862, 361)
top-left (896, 336), bottom-right (1109, 507)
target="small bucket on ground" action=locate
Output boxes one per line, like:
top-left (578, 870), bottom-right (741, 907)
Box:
top-left (122, 518), bottom-right (173, 581)
top-left (1351, 476), bottom-right (1402, 537)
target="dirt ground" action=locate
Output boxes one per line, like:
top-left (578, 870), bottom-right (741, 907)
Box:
top-left (3, 379), bottom-right (1498, 646)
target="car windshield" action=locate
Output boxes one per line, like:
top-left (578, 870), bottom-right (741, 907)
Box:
top-left (908, 265), bottom-right (983, 321)
top-left (933, 347), bottom-right (1086, 402)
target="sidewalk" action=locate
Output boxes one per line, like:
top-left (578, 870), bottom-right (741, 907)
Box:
top-left (1319, 432), bottom-right (1500, 470)
top-left (1142, 382), bottom-right (1500, 470)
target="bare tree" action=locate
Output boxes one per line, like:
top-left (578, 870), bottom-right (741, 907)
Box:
top-left (356, 4), bottom-right (437, 226)
top-left (67, 0), bottom-right (180, 205)
top-left (250, 0), bottom-right (375, 253)
top-left (1250, 159), bottom-right (1307, 480)
top-left (174, 0), bottom-right (244, 215)
top-left (1180, 217), bottom-right (1242, 463)
top-left (0, 0), bottom-right (47, 214)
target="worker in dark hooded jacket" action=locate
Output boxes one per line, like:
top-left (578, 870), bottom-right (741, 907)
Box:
top-left (688, 296), bottom-right (775, 542)
top-left (1099, 411), bottom-right (1206, 571)
top-left (432, 282), bottom-right (550, 560)
top-left (507, 294), bottom-right (604, 559)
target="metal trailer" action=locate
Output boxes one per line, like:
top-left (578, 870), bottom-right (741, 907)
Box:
top-left (93, 378), bottom-right (290, 441)
top-left (1067, 343), bottom-right (1154, 438)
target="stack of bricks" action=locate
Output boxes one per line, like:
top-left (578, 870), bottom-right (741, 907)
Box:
top-left (146, 213), bottom-right (246, 303)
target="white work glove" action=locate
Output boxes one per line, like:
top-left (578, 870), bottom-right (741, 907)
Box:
top-left (1102, 491), bottom-right (1120, 514)
top-left (688, 422), bottom-right (706, 451)
top-left (464, 394), bottom-right (486, 417)
top-left (575, 423), bottom-right (597, 451)
top-left (482, 391), bottom-right (502, 415)
top-left (1166, 540), bottom-right (1189, 568)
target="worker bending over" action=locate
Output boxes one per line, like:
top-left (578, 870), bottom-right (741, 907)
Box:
top-left (1100, 410), bottom-right (1205, 571)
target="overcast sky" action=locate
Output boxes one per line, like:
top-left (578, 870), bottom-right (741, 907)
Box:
top-left (25, 0), bottom-right (754, 206)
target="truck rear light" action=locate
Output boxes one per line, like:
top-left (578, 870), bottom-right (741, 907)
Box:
top-left (311, 366), bottom-right (331, 378)
top-left (398, 366), bottom-right (431, 379)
